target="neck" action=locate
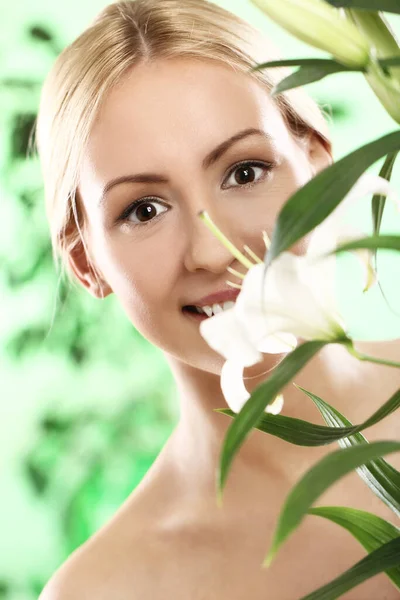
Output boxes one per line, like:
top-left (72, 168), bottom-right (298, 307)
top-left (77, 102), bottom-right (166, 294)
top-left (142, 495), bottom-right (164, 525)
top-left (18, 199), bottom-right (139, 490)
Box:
top-left (163, 339), bottom-right (399, 503)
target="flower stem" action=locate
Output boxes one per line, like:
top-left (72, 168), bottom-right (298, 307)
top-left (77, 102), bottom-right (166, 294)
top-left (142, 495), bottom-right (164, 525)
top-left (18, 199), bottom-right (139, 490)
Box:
top-left (226, 280), bottom-right (242, 290)
top-left (262, 230), bottom-right (271, 250)
top-left (243, 244), bottom-right (263, 264)
top-left (227, 266), bottom-right (245, 280)
top-left (344, 341), bottom-right (400, 368)
top-left (198, 211), bottom-right (254, 270)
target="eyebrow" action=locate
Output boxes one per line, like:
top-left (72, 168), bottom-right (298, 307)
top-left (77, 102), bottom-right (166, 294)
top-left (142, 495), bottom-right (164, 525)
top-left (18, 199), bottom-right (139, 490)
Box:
top-left (97, 127), bottom-right (273, 207)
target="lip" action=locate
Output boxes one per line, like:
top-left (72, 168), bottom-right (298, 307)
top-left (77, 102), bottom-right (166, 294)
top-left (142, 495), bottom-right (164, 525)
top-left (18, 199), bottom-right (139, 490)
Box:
top-left (183, 288), bottom-right (240, 309)
top-left (183, 310), bottom-right (209, 322)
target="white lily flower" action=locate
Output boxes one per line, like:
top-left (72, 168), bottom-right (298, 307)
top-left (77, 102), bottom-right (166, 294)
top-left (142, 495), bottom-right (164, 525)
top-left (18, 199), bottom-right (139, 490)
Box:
top-left (201, 306), bottom-right (297, 413)
top-left (199, 172), bottom-right (400, 413)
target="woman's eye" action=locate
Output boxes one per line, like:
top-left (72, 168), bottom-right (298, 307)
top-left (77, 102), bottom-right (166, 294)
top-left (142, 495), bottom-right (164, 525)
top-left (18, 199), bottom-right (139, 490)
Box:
top-left (222, 160), bottom-right (274, 189)
top-left (117, 198), bottom-right (168, 226)
top-left (118, 160), bottom-right (274, 226)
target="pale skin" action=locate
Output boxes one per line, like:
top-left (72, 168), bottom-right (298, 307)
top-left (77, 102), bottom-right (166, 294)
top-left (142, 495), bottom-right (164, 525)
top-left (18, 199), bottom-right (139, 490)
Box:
top-left (43, 57), bottom-right (400, 599)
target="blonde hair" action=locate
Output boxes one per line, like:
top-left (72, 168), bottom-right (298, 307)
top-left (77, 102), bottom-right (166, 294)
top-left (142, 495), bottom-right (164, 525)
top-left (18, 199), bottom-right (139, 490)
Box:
top-left (33, 0), bottom-right (332, 294)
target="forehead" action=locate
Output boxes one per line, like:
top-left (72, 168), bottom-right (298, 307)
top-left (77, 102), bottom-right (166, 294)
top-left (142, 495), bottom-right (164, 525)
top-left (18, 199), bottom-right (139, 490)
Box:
top-left (79, 58), bottom-right (292, 201)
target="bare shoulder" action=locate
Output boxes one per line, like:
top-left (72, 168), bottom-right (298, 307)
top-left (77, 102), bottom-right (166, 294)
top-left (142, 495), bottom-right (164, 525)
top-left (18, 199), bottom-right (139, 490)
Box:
top-left (38, 545), bottom-right (101, 599)
top-left (353, 337), bottom-right (400, 361)
top-left (38, 512), bottom-right (157, 599)
top-left (38, 447), bottom-right (178, 599)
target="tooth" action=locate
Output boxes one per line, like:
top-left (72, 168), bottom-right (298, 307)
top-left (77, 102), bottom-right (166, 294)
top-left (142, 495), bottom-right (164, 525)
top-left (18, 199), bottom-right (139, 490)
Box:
top-left (195, 302), bottom-right (234, 317)
top-left (202, 306), bottom-right (213, 318)
top-left (223, 301), bottom-right (235, 310)
top-left (212, 303), bottom-right (223, 314)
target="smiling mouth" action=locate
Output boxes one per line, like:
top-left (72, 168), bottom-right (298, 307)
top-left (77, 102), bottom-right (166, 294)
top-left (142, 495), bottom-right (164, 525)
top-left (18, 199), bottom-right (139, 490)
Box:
top-left (182, 306), bottom-right (209, 320)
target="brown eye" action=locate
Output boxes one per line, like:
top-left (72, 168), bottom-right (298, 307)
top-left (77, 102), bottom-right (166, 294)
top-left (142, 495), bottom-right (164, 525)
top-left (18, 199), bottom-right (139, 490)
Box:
top-left (117, 197), bottom-right (168, 226)
top-left (116, 159), bottom-right (275, 227)
top-left (135, 202), bottom-right (157, 222)
top-left (223, 160), bottom-right (274, 189)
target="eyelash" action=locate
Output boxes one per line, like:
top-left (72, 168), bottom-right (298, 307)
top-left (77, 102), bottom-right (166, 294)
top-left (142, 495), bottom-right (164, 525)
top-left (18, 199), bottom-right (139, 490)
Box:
top-left (116, 159), bottom-right (275, 226)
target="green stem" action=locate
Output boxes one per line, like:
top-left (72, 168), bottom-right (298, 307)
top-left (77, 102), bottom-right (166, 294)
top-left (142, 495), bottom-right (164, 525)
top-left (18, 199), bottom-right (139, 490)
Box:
top-left (198, 210), bottom-right (254, 270)
top-left (344, 341), bottom-right (400, 368)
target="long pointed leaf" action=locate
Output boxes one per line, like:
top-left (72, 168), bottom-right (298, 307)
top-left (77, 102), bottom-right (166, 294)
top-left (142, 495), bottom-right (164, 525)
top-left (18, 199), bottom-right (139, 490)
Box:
top-left (217, 341), bottom-right (328, 499)
top-left (327, 233), bottom-right (400, 255)
top-left (302, 387), bottom-right (400, 517)
top-left (371, 151), bottom-right (400, 317)
top-left (325, 0), bottom-right (400, 14)
top-left (271, 63), bottom-right (360, 96)
top-left (298, 536), bottom-right (400, 600)
top-left (263, 129), bottom-right (400, 268)
top-left (250, 58), bottom-right (361, 96)
top-left (251, 58), bottom-right (357, 71)
top-left (215, 386), bottom-right (400, 446)
top-left (372, 151), bottom-right (399, 262)
top-left (308, 506), bottom-right (400, 588)
top-left (265, 441), bottom-right (400, 566)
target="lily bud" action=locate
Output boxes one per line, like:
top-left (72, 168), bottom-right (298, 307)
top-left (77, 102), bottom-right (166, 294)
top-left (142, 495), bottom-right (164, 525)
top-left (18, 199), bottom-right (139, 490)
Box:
top-left (343, 9), bottom-right (400, 124)
top-left (344, 9), bottom-right (400, 79)
top-left (250, 0), bottom-right (371, 69)
top-left (365, 58), bottom-right (400, 125)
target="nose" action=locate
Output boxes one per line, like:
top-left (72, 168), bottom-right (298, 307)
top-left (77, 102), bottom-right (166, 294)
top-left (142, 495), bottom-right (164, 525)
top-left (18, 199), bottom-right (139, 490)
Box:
top-left (183, 207), bottom-right (243, 276)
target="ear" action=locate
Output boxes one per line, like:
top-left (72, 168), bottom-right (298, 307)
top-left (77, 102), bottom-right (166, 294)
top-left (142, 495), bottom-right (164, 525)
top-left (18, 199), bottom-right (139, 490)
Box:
top-left (306, 131), bottom-right (333, 176)
top-left (68, 238), bottom-right (113, 299)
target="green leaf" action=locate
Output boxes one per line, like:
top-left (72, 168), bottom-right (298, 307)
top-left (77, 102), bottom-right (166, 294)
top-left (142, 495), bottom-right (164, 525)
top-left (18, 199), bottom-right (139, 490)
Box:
top-left (308, 506), bottom-right (400, 588)
top-left (272, 64), bottom-right (360, 96)
top-left (372, 151), bottom-right (399, 260)
top-left (251, 58), bottom-right (357, 71)
top-left (326, 234), bottom-right (400, 255)
top-left (303, 387), bottom-right (400, 517)
top-left (249, 58), bottom-right (362, 96)
top-left (344, 340), bottom-right (400, 369)
top-left (370, 151), bottom-right (400, 317)
top-left (297, 536), bottom-right (400, 600)
top-left (217, 340), bottom-right (328, 501)
top-left (325, 0), bottom-right (400, 14)
top-left (215, 386), bottom-right (400, 447)
top-left (263, 129), bottom-right (400, 268)
top-left (265, 440), bottom-right (400, 566)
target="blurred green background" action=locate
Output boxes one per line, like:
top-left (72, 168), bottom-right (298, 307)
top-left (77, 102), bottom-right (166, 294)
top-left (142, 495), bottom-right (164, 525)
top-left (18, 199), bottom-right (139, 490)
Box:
top-left (1, 1), bottom-right (399, 597)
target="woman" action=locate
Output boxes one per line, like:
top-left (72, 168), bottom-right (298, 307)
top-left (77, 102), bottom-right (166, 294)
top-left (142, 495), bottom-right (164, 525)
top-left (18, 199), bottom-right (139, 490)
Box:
top-left (36, 1), bottom-right (400, 598)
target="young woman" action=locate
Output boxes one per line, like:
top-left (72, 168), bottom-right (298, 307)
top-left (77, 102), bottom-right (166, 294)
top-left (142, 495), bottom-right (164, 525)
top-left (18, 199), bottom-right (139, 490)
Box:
top-left (36, 1), bottom-right (400, 598)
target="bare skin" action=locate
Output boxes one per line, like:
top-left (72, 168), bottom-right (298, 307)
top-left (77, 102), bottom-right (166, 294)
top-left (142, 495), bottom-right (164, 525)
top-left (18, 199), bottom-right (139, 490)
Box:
top-left (46, 340), bottom-right (400, 599)
top-left (45, 57), bottom-right (400, 598)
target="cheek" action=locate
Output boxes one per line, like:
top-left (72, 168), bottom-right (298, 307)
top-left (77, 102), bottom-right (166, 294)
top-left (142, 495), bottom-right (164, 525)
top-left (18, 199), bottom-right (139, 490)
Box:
top-left (93, 234), bottom-right (179, 332)
top-left (108, 260), bottom-right (168, 318)
top-left (267, 153), bottom-right (314, 256)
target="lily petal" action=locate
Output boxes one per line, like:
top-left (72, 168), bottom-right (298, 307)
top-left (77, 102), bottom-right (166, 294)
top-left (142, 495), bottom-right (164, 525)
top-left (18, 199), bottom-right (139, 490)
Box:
top-left (256, 331), bottom-right (298, 353)
top-left (220, 360), bottom-right (285, 415)
top-left (200, 308), bottom-right (262, 367)
top-left (221, 360), bottom-right (250, 413)
top-left (235, 259), bottom-right (344, 343)
top-left (266, 393), bottom-right (285, 415)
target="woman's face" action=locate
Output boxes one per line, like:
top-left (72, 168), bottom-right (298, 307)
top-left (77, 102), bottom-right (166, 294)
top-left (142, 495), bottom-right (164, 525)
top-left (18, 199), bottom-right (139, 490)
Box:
top-left (75, 57), bottom-right (331, 374)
